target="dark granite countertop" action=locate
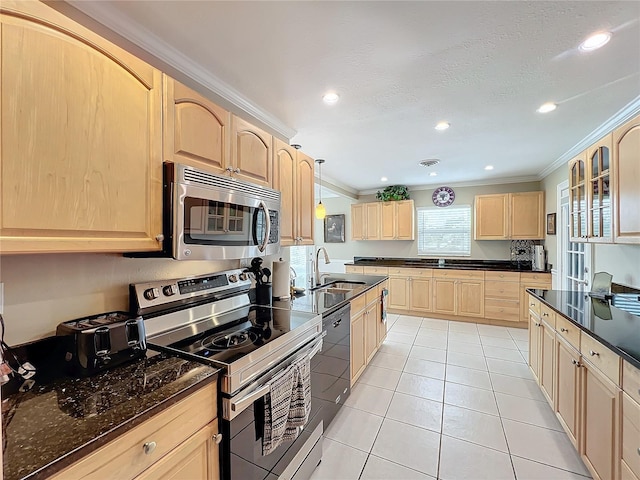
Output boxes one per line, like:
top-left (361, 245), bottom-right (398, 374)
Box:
top-left (1, 344), bottom-right (219, 480)
top-left (528, 289), bottom-right (640, 370)
top-left (275, 274), bottom-right (388, 317)
top-left (350, 257), bottom-right (551, 273)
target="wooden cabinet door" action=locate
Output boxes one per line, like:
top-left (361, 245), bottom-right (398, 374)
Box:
top-left (163, 76), bottom-right (229, 174)
top-left (396, 200), bottom-right (415, 240)
top-left (296, 152), bottom-right (315, 245)
top-left (510, 192), bottom-right (544, 239)
top-left (274, 139), bottom-right (297, 246)
top-left (377, 284), bottom-right (388, 346)
top-left (365, 203), bottom-right (381, 239)
top-left (474, 194), bottom-right (508, 239)
top-left (539, 320), bottom-right (556, 406)
top-left (0, 2), bottom-right (163, 254)
top-left (613, 115), bottom-right (640, 244)
top-left (365, 302), bottom-right (378, 363)
top-left (457, 280), bottom-right (484, 317)
top-left (388, 276), bottom-right (409, 310)
top-left (433, 279), bottom-right (456, 315)
top-left (586, 135), bottom-right (613, 243)
top-left (529, 314), bottom-right (541, 381)
top-left (581, 360), bottom-right (620, 480)
top-left (381, 202), bottom-right (396, 240)
top-left (555, 337), bottom-right (581, 448)
top-left (410, 278), bottom-right (432, 312)
top-left (569, 154), bottom-right (589, 242)
top-left (351, 204), bottom-right (364, 240)
top-left (230, 115), bottom-right (272, 187)
top-left (621, 393), bottom-right (640, 480)
top-left (136, 422), bottom-right (219, 480)
top-left (350, 311), bottom-right (366, 384)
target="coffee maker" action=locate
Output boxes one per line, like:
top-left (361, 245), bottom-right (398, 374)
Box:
top-left (532, 245), bottom-right (546, 271)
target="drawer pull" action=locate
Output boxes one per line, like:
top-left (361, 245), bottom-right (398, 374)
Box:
top-left (143, 442), bottom-right (157, 455)
top-left (589, 350), bottom-right (599, 357)
top-left (560, 328), bottom-right (568, 333)
top-left (530, 303), bottom-right (535, 307)
top-left (542, 312), bottom-right (549, 317)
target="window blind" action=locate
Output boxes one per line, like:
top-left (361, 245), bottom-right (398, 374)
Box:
top-left (416, 206), bottom-right (471, 256)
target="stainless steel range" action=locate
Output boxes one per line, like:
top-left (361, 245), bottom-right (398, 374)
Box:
top-left (131, 269), bottom-right (324, 480)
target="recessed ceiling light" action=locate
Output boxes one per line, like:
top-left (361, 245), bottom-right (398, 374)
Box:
top-left (322, 92), bottom-right (339, 105)
top-left (537, 102), bottom-right (557, 113)
top-left (429, 172), bottom-right (438, 177)
top-left (381, 177), bottom-right (388, 182)
top-left (435, 121), bottom-right (450, 131)
top-left (485, 165), bottom-right (494, 171)
top-left (579, 31), bottom-right (612, 52)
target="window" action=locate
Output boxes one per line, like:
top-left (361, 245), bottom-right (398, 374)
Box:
top-left (417, 205), bottom-right (471, 256)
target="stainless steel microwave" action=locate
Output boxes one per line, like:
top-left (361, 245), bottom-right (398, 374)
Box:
top-left (163, 162), bottom-right (280, 260)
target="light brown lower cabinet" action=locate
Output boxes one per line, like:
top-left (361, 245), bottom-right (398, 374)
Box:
top-left (135, 422), bottom-right (220, 480)
top-left (350, 282), bottom-right (388, 385)
top-left (432, 272), bottom-right (484, 318)
top-left (554, 336), bottom-right (581, 448)
top-left (539, 318), bottom-right (556, 406)
top-left (528, 310), bottom-right (541, 382)
top-left (621, 392), bottom-right (640, 480)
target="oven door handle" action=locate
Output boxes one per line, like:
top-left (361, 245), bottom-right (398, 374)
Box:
top-left (225, 336), bottom-right (323, 420)
top-left (257, 200), bottom-right (271, 253)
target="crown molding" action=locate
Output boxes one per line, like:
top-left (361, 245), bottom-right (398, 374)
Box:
top-left (538, 94), bottom-right (640, 179)
top-left (357, 175), bottom-right (541, 196)
top-left (67, 1), bottom-right (297, 139)
top-left (315, 173), bottom-right (359, 199)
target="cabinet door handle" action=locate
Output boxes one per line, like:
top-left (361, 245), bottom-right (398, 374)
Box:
top-left (155, 234), bottom-right (164, 242)
top-left (560, 328), bottom-right (568, 333)
top-left (214, 434), bottom-right (223, 445)
top-left (530, 303), bottom-right (535, 307)
top-left (589, 350), bottom-right (599, 357)
top-left (143, 441), bottom-right (157, 455)
top-left (542, 312), bottom-right (549, 317)
top-left (571, 359), bottom-right (581, 367)
top-left (234, 168), bottom-right (241, 174)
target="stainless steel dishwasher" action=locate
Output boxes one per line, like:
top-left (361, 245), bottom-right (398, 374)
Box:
top-left (310, 303), bottom-right (351, 429)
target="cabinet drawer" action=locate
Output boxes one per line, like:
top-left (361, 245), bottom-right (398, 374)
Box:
top-left (527, 294), bottom-right (541, 316)
top-left (362, 266), bottom-right (389, 275)
top-left (366, 287), bottom-right (380, 305)
top-left (485, 271), bottom-right (521, 282)
top-left (433, 269), bottom-right (485, 280)
top-left (345, 265), bottom-right (364, 274)
top-left (539, 304), bottom-right (556, 329)
top-left (52, 384), bottom-right (217, 480)
top-left (484, 281), bottom-right (520, 299)
top-left (388, 267), bottom-right (414, 277)
top-left (521, 272), bottom-right (551, 283)
top-left (351, 295), bottom-right (366, 316)
top-left (555, 315), bottom-right (580, 351)
top-left (484, 299), bottom-right (520, 321)
top-left (622, 393), bottom-right (640, 479)
top-left (623, 360), bottom-right (640, 405)
top-left (580, 332), bottom-right (621, 385)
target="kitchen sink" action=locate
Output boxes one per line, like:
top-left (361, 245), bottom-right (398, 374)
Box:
top-left (311, 280), bottom-right (366, 292)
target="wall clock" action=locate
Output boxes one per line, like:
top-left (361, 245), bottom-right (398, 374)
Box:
top-left (432, 186), bottom-right (455, 207)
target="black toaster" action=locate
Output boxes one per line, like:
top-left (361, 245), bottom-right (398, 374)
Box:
top-left (56, 311), bottom-right (147, 376)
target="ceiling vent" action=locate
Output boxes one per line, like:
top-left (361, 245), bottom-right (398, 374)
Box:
top-left (419, 159), bottom-right (440, 167)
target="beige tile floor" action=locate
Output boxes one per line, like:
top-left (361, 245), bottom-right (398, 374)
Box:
top-left (310, 314), bottom-right (592, 480)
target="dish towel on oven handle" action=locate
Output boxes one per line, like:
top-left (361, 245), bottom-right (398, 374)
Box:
top-left (262, 355), bottom-right (311, 456)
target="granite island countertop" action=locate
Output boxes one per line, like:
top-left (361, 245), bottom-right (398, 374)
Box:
top-left (350, 256), bottom-right (551, 273)
top-left (1, 345), bottom-right (219, 480)
top-left (528, 288), bottom-right (640, 369)
top-left (274, 274), bottom-right (388, 317)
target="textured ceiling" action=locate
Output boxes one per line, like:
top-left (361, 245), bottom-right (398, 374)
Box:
top-left (71, 1), bottom-right (640, 193)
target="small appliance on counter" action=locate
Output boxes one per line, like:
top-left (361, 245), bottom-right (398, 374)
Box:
top-left (56, 311), bottom-right (146, 376)
top-left (532, 245), bottom-right (546, 271)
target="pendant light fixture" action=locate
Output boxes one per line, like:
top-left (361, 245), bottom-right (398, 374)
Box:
top-left (315, 159), bottom-right (326, 220)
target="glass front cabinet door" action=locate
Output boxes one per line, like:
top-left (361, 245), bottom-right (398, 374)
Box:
top-left (569, 153), bottom-right (588, 242)
top-left (586, 133), bottom-right (613, 242)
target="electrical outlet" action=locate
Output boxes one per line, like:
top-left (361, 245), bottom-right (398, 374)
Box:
top-left (0, 282), bottom-right (3, 315)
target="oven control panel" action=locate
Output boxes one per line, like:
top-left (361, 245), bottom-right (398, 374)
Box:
top-left (131, 269), bottom-right (252, 311)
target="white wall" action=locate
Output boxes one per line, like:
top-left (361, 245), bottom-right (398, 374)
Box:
top-left (314, 181), bottom-right (543, 261)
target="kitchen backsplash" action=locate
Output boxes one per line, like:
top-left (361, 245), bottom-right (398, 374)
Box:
top-left (509, 240), bottom-right (538, 261)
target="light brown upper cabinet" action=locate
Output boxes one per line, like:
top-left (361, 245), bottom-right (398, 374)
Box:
top-left (163, 76), bottom-right (230, 174)
top-left (613, 115), bottom-right (640, 244)
top-left (586, 134), bottom-right (613, 243)
top-left (381, 200), bottom-right (415, 240)
top-left (569, 152), bottom-right (589, 241)
top-left (230, 116), bottom-right (273, 188)
top-left (474, 192), bottom-right (544, 240)
top-left (0, 1), bottom-right (163, 254)
top-left (273, 139), bottom-right (314, 246)
top-left (351, 203), bottom-right (381, 240)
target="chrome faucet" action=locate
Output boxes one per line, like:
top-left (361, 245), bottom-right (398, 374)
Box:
top-left (314, 247), bottom-right (331, 286)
